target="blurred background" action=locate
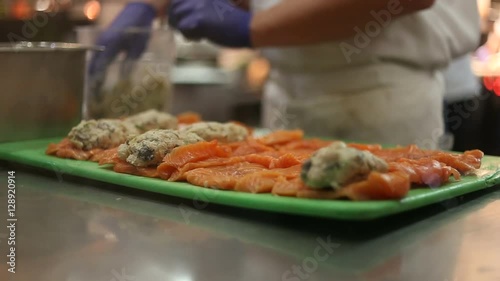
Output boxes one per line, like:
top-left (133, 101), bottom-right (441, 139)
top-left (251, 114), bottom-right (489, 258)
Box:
top-left (0, 0), bottom-right (498, 155)
top-left (0, 0), bottom-right (267, 126)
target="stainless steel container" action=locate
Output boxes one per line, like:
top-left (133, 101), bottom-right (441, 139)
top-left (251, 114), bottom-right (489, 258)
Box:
top-left (0, 42), bottom-right (100, 143)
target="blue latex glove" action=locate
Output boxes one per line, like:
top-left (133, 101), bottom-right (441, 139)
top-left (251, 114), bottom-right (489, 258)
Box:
top-left (168, 0), bottom-right (252, 48)
top-left (88, 3), bottom-right (157, 98)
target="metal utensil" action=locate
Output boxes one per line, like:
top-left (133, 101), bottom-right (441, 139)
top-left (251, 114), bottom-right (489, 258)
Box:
top-left (0, 42), bottom-right (103, 142)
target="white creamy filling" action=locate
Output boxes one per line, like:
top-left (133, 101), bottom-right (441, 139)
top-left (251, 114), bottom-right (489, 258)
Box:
top-left (302, 142), bottom-right (388, 189)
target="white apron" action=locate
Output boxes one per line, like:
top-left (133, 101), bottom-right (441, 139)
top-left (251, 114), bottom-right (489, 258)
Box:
top-left (251, 0), bottom-right (480, 149)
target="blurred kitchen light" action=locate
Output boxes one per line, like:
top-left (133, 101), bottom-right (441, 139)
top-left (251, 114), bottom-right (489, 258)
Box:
top-left (84, 0), bottom-right (100, 20)
top-left (11, 0), bottom-right (33, 19)
top-left (35, 0), bottom-right (51, 11)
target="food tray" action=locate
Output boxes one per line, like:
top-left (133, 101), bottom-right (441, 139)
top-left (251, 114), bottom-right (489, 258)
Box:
top-left (1, 138), bottom-right (499, 220)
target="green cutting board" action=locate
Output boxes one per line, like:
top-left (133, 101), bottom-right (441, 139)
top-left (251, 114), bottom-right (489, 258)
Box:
top-left (1, 138), bottom-right (499, 220)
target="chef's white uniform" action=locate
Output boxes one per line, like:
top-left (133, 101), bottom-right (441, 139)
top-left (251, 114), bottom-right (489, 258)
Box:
top-left (251, 0), bottom-right (480, 149)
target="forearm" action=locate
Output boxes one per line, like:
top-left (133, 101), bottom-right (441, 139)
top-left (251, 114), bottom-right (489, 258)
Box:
top-left (251, 0), bottom-right (435, 47)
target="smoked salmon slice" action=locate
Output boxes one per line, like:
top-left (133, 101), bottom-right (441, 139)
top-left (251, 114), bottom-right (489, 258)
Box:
top-left (278, 139), bottom-right (333, 151)
top-left (371, 144), bottom-right (431, 161)
top-left (430, 150), bottom-right (483, 174)
top-left (113, 160), bottom-right (160, 178)
top-left (177, 111), bottom-right (202, 125)
top-left (269, 153), bottom-right (303, 169)
top-left (240, 152), bottom-right (303, 169)
top-left (97, 147), bottom-right (120, 165)
top-left (235, 173), bottom-right (285, 193)
top-left (158, 141), bottom-right (232, 179)
top-left (235, 165), bottom-right (302, 193)
top-left (272, 178), bottom-right (305, 197)
top-left (257, 130), bottom-right (304, 146)
top-left (389, 159), bottom-right (461, 187)
top-left (168, 156), bottom-right (245, 181)
top-left (297, 171), bottom-right (411, 201)
top-left (243, 154), bottom-right (275, 168)
top-left (347, 143), bottom-right (384, 152)
top-left (230, 137), bottom-right (275, 156)
top-left (46, 138), bottom-right (103, 161)
top-left (339, 171), bottom-right (411, 200)
top-left (184, 162), bottom-right (267, 190)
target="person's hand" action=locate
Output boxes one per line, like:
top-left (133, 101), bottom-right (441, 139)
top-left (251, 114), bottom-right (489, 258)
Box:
top-left (88, 3), bottom-right (157, 98)
top-left (89, 3), bottom-right (157, 75)
top-left (168, 0), bottom-right (252, 48)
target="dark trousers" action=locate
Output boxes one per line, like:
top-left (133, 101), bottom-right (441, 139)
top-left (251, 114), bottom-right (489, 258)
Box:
top-left (444, 87), bottom-right (500, 155)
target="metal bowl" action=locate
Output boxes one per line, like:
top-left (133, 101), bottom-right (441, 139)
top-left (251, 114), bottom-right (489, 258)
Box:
top-left (0, 42), bottom-right (102, 143)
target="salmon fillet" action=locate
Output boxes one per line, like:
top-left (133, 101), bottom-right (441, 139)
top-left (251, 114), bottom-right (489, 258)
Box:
top-left (46, 138), bottom-right (104, 161)
top-left (47, 126), bottom-right (486, 201)
top-left (158, 141), bottom-right (232, 179)
top-left (184, 162), bottom-right (267, 190)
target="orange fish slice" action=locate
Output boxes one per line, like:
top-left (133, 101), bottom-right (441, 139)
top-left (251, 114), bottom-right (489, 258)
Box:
top-left (235, 165), bottom-right (302, 193)
top-left (272, 177), bottom-right (306, 197)
top-left (277, 138), bottom-right (333, 151)
top-left (430, 150), bottom-right (483, 174)
top-left (158, 141), bottom-right (232, 179)
top-left (389, 158), bottom-right (460, 187)
top-left (97, 147), bottom-right (120, 165)
top-left (177, 111), bottom-right (202, 125)
top-left (185, 162), bottom-right (267, 190)
top-left (168, 156), bottom-right (244, 181)
top-left (231, 137), bottom-right (275, 156)
top-left (257, 130), bottom-right (304, 146)
top-left (297, 171), bottom-right (411, 201)
top-left (269, 153), bottom-right (303, 169)
top-left (46, 138), bottom-right (98, 161)
top-left (113, 160), bottom-right (160, 178)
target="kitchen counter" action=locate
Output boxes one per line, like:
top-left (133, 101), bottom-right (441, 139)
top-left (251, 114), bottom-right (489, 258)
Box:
top-left (0, 162), bottom-right (499, 281)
